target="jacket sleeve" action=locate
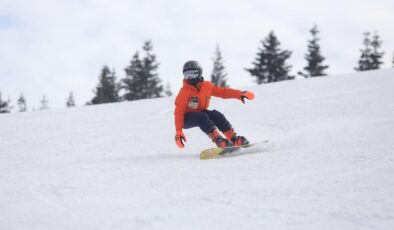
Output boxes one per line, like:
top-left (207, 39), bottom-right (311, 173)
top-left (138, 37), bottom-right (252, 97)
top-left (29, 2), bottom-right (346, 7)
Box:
top-left (211, 83), bottom-right (242, 99)
top-left (174, 91), bottom-right (188, 132)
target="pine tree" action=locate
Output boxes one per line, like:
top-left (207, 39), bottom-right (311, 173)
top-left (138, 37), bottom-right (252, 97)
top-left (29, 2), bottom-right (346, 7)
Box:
top-left (355, 31), bottom-right (384, 71)
top-left (355, 32), bottom-right (372, 71)
top-left (122, 40), bottom-right (163, 101)
top-left (17, 93), bottom-right (27, 112)
top-left (299, 25), bottom-right (329, 77)
top-left (122, 52), bottom-right (144, 100)
top-left (39, 95), bottom-right (49, 110)
top-left (370, 31), bottom-right (384, 70)
top-left (0, 92), bottom-right (11, 113)
top-left (211, 45), bottom-right (229, 87)
top-left (245, 31), bottom-right (293, 84)
top-left (66, 91), bottom-right (76, 107)
top-left (91, 66), bottom-right (119, 104)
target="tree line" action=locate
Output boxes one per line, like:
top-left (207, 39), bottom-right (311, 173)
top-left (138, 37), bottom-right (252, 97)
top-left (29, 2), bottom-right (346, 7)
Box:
top-left (1, 25), bottom-right (392, 113)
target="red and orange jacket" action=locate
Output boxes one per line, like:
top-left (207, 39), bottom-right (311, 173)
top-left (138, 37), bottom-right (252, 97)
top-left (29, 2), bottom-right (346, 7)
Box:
top-left (174, 80), bottom-right (242, 131)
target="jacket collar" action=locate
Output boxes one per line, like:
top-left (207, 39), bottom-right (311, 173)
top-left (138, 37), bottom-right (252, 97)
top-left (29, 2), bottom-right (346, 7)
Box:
top-left (183, 80), bottom-right (202, 91)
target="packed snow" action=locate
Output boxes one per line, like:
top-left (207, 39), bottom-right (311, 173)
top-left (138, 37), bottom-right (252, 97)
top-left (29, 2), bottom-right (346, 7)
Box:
top-left (1, 69), bottom-right (394, 230)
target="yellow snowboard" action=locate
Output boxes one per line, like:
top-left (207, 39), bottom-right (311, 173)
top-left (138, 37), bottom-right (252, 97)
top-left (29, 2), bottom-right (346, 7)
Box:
top-left (200, 140), bottom-right (272, 160)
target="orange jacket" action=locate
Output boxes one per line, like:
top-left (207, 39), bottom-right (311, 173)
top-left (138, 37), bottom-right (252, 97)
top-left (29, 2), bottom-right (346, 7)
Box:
top-left (174, 80), bottom-right (242, 131)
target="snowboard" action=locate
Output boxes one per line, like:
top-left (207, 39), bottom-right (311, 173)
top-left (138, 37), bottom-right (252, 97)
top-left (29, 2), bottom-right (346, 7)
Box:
top-left (200, 140), bottom-right (274, 160)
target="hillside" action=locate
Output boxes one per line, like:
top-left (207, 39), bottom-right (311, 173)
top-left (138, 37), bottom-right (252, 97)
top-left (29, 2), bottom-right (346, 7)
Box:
top-left (1, 69), bottom-right (394, 230)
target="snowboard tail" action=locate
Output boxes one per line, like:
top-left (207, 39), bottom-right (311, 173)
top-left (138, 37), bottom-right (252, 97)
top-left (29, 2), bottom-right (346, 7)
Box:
top-left (200, 140), bottom-right (273, 160)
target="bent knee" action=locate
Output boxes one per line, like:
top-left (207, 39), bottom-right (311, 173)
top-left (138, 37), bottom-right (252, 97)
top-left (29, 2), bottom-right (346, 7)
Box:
top-left (210, 109), bottom-right (225, 119)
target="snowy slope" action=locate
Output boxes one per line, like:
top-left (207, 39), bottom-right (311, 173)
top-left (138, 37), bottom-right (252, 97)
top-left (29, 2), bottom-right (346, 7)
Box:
top-left (1, 69), bottom-right (394, 230)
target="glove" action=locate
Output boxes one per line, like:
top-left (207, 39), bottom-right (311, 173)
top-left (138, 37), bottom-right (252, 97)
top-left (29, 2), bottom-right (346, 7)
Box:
top-left (240, 91), bottom-right (255, 103)
top-left (175, 130), bottom-right (186, 148)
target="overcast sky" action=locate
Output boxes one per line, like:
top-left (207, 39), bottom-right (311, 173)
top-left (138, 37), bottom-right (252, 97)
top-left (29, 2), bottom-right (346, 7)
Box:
top-left (1, 0), bottom-right (393, 109)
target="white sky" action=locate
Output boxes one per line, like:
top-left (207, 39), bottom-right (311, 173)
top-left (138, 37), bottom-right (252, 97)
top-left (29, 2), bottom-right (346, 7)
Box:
top-left (1, 0), bottom-right (394, 109)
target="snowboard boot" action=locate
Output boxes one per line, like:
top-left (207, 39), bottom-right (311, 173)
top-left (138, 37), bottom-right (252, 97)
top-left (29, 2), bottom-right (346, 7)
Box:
top-left (224, 129), bottom-right (250, 146)
top-left (208, 128), bottom-right (233, 148)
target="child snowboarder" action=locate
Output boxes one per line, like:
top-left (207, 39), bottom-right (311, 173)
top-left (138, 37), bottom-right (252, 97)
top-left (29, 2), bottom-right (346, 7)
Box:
top-left (174, 60), bottom-right (255, 149)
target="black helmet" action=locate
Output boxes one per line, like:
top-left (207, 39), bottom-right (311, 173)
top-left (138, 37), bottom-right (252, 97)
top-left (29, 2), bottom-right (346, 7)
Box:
top-left (183, 60), bottom-right (204, 85)
top-left (183, 60), bottom-right (203, 79)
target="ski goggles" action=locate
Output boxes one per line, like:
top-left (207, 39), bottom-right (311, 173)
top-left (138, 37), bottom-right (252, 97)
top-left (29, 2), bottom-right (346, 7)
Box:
top-left (183, 69), bottom-right (201, 79)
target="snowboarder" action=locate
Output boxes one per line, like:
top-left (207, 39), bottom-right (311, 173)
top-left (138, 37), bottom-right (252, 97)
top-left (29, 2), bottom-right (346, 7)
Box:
top-left (174, 60), bottom-right (255, 149)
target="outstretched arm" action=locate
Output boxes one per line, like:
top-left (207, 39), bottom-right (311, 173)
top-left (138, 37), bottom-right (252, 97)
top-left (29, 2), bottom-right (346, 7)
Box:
top-left (211, 84), bottom-right (255, 103)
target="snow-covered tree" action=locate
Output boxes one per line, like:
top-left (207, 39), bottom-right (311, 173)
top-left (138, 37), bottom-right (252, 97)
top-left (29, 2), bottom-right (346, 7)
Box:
top-left (122, 40), bottom-right (163, 101)
top-left (66, 91), bottom-right (76, 107)
top-left (91, 66), bottom-right (119, 104)
top-left (17, 93), bottom-right (27, 112)
top-left (211, 45), bottom-right (229, 87)
top-left (245, 31), bottom-right (293, 84)
top-left (299, 25), bottom-right (329, 77)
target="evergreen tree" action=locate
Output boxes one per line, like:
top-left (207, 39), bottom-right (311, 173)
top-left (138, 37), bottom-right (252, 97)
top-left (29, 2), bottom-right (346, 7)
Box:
top-left (370, 31), bottom-right (384, 70)
top-left (299, 25), bottom-right (329, 77)
top-left (0, 92), bottom-right (11, 113)
top-left (355, 32), bottom-right (372, 71)
top-left (39, 95), bottom-right (49, 110)
top-left (211, 45), bottom-right (229, 87)
top-left (17, 93), bottom-right (27, 112)
top-left (91, 66), bottom-right (119, 104)
top-left (355, 31), bottom-right (384, 71)
top-left (122, 52), bottom-right (143, 100)
top-left (122, 40), bottom-right (163, 101)
top-left (66, 91), bottom-right (76, 107)
top-left (245, 31), bottom-right (293, 84)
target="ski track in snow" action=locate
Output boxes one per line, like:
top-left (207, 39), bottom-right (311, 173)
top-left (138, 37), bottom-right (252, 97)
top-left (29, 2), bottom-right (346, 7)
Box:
top-left (1, 69), bottom-right (394, 229)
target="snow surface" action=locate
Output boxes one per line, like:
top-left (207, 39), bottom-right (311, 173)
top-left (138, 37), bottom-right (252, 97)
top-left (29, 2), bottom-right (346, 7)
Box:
top-left (1, 69), bottom-right (394, 230)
